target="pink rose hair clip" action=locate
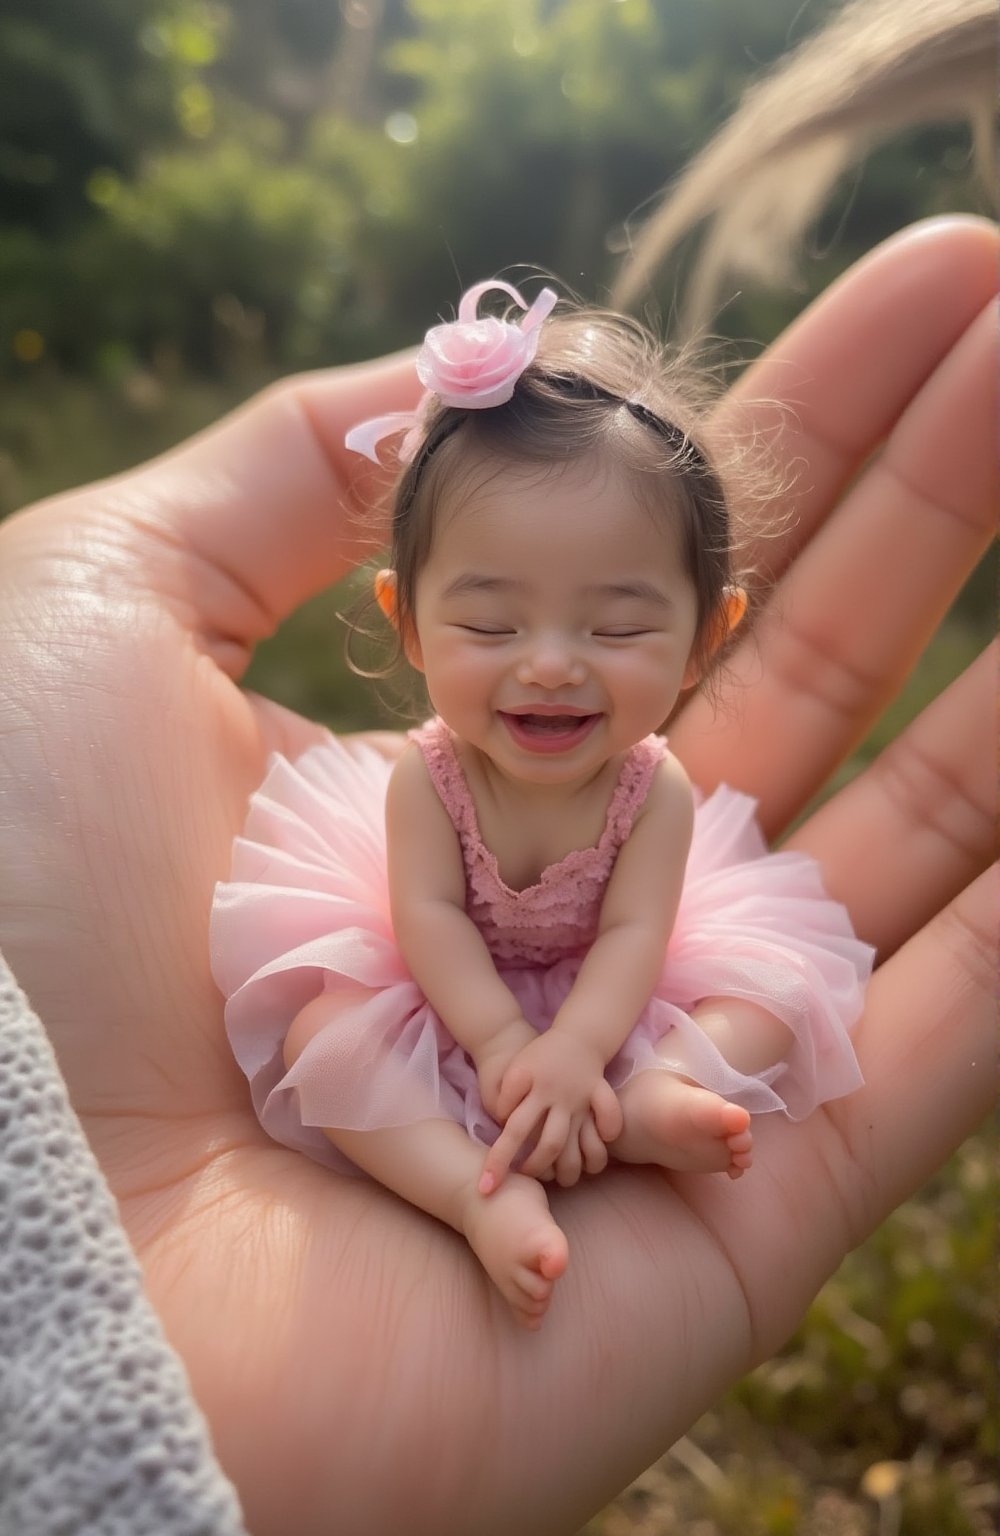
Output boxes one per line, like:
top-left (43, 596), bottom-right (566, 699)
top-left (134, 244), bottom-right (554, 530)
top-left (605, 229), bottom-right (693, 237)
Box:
top-left (345, 279), bottom-right (558, 464)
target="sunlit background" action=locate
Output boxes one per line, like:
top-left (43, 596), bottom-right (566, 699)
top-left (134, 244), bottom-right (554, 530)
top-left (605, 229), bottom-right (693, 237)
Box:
top-left (1, 3), bottom-right (994, 1532)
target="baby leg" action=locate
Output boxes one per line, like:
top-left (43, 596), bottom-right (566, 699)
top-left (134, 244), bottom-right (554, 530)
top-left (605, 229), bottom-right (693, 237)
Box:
top-left (613, 999), bottom-right (791, 1179)
top-left (690, 996), bottom-right (793, 1078)
top-left (284, 997), bottom-right (568, 1330)
top-left (330, 1120), bottom-right (568, 1330)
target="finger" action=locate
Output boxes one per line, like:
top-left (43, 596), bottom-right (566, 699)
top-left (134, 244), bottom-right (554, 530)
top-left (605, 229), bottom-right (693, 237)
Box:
top-left (479, 1099), bottom-right (542, 1193)
top-left (496, 1064), bottom-right (531, 1123)
top-left (678, 294), bottom-right (996, 826)
top-left (553, 1123), bottom-right (584, 1188)
top-left (832, 864), bottom-right (995, 1228)
top-left (520, 1109), bottom-right (571, 1179)
top-left (30, 351), bottom-right (420, 675)
top-left (579, 1117), bottom-right (610, 1177)
top-left (787, 646), bottom-right (995, 958)
top-left (709, 217), bottom-right (998, 573)
top-left (591, 1079), bottom-right (624, 1143)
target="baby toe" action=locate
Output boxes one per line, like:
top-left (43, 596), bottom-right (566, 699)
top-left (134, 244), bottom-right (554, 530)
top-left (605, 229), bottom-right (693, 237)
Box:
top-left (513, 1265), bottom-right (552, 1303)
top-left (719, 1101), bottom-right (751, 1135)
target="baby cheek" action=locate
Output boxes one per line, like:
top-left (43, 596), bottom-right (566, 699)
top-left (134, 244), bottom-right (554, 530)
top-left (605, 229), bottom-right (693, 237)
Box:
top-left (431, 638), bottom-right (503, 694)
top-left (609, 646), bottom-right (680, 705)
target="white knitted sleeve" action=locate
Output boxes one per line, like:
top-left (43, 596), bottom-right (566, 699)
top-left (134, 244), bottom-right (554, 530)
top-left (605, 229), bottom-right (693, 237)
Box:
top-left (0, 952), bottom-right (249, 1536)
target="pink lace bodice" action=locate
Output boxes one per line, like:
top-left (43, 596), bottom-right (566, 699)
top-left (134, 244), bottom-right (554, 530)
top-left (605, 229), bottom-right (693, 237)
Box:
top-left (411, 718), bottom-right (668, 967)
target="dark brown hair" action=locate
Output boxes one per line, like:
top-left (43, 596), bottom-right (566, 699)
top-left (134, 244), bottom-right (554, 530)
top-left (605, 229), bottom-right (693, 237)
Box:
top-left (381, 307), bottom-right (750, 681)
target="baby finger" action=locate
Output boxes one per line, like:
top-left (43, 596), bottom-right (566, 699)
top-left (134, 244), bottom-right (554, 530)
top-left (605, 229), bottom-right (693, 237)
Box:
top-left (479, 1098), bottom-right (543, 1193)
top-left (520, 1108), bottom-right (571, 1179)
top-left (591, 1079), bottom-right (624, 1143)
top-left (579, 1116), bottom-right (610, 1177)
top-left (554, 1122), bottom-right (585, 1188)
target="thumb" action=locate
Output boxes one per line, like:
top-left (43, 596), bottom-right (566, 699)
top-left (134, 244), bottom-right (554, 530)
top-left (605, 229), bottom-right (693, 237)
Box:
top-left (592, 1080), bottom-right (624, 1143)
top-left (39, 350), bottom-right (419, 675)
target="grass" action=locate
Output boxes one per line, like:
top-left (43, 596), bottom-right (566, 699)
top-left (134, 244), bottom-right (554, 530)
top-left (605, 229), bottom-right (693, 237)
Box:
top-left (583, 1130), bottom-right (996, 1536)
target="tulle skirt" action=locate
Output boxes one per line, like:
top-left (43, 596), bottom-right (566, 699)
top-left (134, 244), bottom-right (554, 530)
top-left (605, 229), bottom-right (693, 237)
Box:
top-left (211, 735), bottom-right (871, 1173)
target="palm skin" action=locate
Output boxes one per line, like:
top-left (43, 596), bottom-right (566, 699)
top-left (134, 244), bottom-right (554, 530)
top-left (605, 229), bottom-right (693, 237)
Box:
top-left (0, 219), bottom-right (994, 1536)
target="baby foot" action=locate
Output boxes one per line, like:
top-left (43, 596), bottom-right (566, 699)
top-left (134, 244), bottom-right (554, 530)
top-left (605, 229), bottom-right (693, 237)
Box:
top-left (614, 1070), bottom-right (753, 1179)
top-left (461, 1173), bottom-right (568, 1330)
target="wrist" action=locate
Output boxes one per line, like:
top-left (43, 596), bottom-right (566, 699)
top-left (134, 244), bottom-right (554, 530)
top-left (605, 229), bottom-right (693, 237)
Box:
top-left (548, 1018), bottom-right (609, 1068)
top-left (472, 1016), bottom-right (534, 1067)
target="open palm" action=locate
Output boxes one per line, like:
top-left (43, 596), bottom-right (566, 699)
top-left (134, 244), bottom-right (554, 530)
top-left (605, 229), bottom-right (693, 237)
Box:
top-left (0, 220), bottom-right (994, 1536)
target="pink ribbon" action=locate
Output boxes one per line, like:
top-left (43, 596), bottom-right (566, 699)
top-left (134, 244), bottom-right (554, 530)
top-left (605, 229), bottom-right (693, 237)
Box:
top-left (345, 281), bottom-right (558, 464)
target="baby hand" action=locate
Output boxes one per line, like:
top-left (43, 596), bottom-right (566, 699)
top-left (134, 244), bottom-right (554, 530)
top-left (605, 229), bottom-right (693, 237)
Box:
top-left (479, 1032), bottom-right (623, 1194)
top-left (473, 1018), bottom-right (539, 1123)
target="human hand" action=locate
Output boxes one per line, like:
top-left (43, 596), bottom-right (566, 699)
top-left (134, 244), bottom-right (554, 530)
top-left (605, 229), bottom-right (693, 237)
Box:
top-left (0, 218), bottom-right (994, 1536)
top-left (479, 1031), bottom-right (623, 1192)
top-left (473, 1016), bottom-right (538, 1122)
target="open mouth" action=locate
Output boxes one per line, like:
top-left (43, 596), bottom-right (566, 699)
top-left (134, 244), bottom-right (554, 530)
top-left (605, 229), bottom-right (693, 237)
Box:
top-left (499, 711), bottom-right (600, 754)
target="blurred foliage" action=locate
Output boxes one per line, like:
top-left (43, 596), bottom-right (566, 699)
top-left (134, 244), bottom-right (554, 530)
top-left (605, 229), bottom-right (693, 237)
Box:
top-left (0, 0), bottom-right (219, 235)
top-left (0, 0), bottom-right (987, 385)
top-left (582, 1131), bottom-right (997, 1536)
top-left (1, 4), bottom-right (994, 1532)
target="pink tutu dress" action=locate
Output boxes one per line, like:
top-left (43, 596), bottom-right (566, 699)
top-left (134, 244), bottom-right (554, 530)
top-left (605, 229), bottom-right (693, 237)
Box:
top-left (211, 720), bottom-right (872, 1174)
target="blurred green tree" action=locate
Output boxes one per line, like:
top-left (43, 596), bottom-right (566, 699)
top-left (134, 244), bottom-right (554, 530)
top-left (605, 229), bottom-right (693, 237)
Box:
top-left (0, 2), bottom-right (984, 389)
top-left (0, 0), bottom-right (222, 234)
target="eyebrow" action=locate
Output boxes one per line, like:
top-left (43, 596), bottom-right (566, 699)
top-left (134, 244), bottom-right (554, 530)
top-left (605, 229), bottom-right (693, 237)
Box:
top-left (440, 574), bottom-right (521, 600)
top-left (584, 580), bottom-right (672, 607)
top-left (440, 575), bottom-right (672, 606)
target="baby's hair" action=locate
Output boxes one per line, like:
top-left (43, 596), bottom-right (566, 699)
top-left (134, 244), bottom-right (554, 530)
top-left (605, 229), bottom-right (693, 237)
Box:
top-left (357, 302), bottom-right (767, 695)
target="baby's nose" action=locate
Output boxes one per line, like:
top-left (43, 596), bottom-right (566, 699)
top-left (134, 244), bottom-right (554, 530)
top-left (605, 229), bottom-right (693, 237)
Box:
top-left (516, 636), bottom-right (587, 688)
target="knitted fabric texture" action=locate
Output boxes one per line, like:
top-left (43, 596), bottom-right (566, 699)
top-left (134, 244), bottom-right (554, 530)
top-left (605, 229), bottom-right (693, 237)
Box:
top-left (0, 951), bottom-right (248, 1536)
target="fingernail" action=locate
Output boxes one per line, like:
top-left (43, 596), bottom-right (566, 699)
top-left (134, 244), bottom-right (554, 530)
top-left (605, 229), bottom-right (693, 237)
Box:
top-left (479, 1171), bottom-right (496, 1195)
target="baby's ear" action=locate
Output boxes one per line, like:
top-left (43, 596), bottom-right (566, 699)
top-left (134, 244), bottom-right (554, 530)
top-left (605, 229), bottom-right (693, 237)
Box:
top-left (374, 569), bottom-right (423, 669)
top-left (373, 569), bottom-right (398, 625)
top-left (717, 585), bottom-right (748, 644)
top-left (682, 585), bottom-right (747, 688)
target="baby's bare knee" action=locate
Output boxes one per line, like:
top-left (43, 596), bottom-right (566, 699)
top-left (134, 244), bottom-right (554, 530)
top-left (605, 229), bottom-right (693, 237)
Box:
top-left (283, 984), bottom-right (379, 1071)
top-left (283, 993), bottom-right (336, 1070)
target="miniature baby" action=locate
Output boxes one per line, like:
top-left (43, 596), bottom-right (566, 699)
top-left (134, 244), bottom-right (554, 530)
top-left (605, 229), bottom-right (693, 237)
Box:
top-left (211, 280), bottom-right (871, 1328)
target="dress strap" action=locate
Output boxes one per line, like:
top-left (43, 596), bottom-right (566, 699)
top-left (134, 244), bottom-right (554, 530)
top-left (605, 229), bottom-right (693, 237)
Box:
top-left (602, 735), bottom-right (670, 848)
top-left (410, 720), bottom-right (668, 855)
top-left (409, 718), bottom-right (480, 840)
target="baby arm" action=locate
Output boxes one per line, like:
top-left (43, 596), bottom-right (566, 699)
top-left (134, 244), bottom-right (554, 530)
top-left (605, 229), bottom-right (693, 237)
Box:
top-left (385, 746), bottom-right (536, 1110)
top-left (482, 755), bottom-right (695, 1188)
